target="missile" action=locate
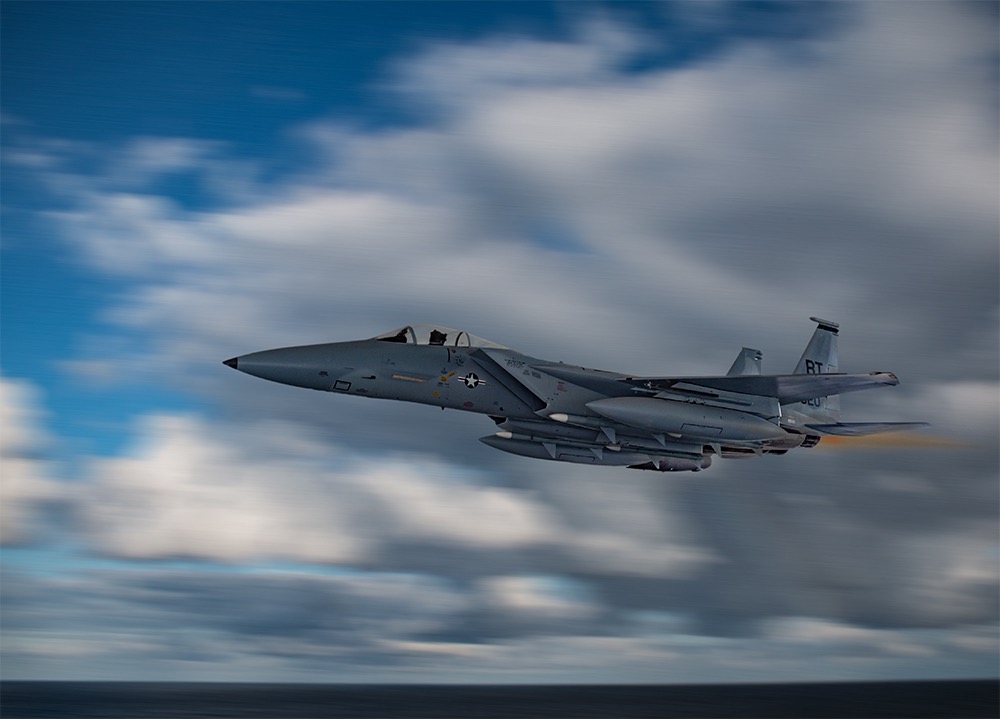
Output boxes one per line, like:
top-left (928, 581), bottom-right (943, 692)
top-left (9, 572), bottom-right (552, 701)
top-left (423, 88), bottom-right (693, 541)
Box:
top-left (497, 418), bottom-right (606, 444)
top-left (586, 397), bottom-right (786, 442)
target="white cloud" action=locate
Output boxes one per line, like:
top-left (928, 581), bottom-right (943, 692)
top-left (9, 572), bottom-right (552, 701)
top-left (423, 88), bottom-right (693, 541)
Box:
top-left (6, 556), bottom-right (995, 682)
top-left (0, 377), bottom-right (49, 452)
top-left (913, 382), bottom-right (1000, 441)
top-left (115, 137), bottom-right (225, 184)
top-left (83, 415), bottom-right (364, 563)
top-left (390, 16), bottom-right (645, 112)
top-left (0, 377), bottom-right (71, 545)
top-left (892, 524), bottom-right (1000, 625)
top-left (5, 2), bottom-right (997, 682)
top-left (479, 575), bottom-right (599, 620)
top-left (763, 617), bottom-right (938, 658)
top-left (76, 412), bottom-right (716, 579)
top-left (81, 414), bottom-right (561, 563)
top-left (849, 380), bottom-right (1000, 443)
top-left (22, 0), bottom-right (992, 590)
top-left (30, 3), bottom-right (992, 389)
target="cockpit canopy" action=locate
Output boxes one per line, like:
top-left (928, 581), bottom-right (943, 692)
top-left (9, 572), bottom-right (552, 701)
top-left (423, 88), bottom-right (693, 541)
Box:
top-left (374, 324), bottom-right (507, 349)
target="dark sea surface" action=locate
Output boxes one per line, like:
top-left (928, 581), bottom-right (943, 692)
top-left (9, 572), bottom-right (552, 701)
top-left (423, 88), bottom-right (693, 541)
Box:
top-left (1, 680), bottom-right (997, 718)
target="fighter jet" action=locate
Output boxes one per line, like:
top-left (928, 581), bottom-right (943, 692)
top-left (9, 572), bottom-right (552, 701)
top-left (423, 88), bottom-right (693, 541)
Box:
top-left (223, 318), bottom-right (926, 472)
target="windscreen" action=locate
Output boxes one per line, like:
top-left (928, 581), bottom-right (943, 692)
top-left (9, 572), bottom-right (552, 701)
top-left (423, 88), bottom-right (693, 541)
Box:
top-left (374, 325), bottom-right (507, 348)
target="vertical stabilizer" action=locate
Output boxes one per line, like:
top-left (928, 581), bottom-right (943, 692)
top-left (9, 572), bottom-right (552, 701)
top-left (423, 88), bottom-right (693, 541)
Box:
top-left (727, 347), bottom-right (763, 376)
top-left (793, 317), bottom-right (839, 375)
top-left (788, 317), bottom-right (840, 424)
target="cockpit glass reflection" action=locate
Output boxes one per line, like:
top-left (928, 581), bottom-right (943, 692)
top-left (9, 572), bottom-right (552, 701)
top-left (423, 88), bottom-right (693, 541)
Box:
top-left (373, 325), bottom-right (507, 349)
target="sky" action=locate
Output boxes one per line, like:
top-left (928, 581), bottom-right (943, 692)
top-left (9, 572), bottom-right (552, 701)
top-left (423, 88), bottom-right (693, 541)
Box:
top-left (1, 1), bottom-right (998, 684)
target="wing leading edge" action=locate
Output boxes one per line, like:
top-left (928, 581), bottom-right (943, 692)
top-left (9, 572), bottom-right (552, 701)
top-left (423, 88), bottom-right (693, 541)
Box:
top-left (621, 372), bottom-right (900, 405)
top-left (528, 365), bottom-right (903, 405)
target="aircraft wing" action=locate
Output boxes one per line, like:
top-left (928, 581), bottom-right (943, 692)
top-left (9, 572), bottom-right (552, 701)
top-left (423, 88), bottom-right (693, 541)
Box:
top-left (618, 372), bottom-right (901, 404)
top-left (535, 364), bottom-right (901, 404)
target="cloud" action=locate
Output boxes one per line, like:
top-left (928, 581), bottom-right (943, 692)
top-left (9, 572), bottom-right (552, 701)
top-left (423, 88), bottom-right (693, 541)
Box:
top-left (0, 566), bottom-right (472, 681)
top-left (4, 1), bottom-right (997, 681)
top-left (80, 414), bottom-right (558, 564)
top-left (479, 575), bottom-right (599, 621)
top-left (4, 562), bottom-right (995, 682)
top-left (389, 15), bottom-right (647, 112)
top-left (0, 376), bottom-right (72, 545)
top-left (24, 3), bottom-right (992, 387)
top-left (763, 617), bottom-right (938, 659)
top-left (73, 412), bottom-right (713, 583)
top-left (57, 418), bottom-right (973, 652)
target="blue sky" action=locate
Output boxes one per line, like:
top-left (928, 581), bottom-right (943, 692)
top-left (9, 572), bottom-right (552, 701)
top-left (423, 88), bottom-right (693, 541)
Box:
top-left (2, 1), bottom-right (998, 683)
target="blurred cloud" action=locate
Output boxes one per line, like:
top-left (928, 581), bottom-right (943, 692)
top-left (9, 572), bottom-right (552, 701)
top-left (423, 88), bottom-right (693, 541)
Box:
top-left (2, 1), bottom-right (996, 682)
top-left (0, 376), bottom-right (71, 545)
top-left (15, 3), bottom-right (992, 382)
top-left (3, 561), bottom-right (995, 682)
top-left (74, 413), bottom-right (713, 581)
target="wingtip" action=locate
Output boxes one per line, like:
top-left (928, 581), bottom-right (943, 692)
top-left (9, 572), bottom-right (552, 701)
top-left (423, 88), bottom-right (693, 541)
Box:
top-left (810, 317), bottom-right (840, 334)
top-left (877, 371), bottom-right (899, 385)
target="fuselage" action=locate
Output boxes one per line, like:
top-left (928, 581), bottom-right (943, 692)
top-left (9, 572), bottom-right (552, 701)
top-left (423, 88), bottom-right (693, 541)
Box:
top-left (230, 338), bottom-right (600, 420)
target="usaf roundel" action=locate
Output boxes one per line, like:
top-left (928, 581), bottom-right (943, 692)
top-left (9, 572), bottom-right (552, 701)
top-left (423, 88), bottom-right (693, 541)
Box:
top-left (460, 373), bottom-right (486, 389)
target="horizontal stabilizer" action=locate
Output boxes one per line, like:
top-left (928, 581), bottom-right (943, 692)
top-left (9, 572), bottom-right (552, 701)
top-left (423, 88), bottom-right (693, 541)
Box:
top-left (804, 422), bottom-right (930, 437)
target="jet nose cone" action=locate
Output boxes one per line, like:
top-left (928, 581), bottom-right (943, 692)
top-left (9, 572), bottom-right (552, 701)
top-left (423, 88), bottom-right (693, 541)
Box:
top-left (224, 344), bottom-right (337, 390)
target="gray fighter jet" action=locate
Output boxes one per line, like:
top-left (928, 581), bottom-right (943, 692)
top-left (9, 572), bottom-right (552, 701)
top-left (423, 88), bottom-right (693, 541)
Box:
top-left (223, 318), bottom-right (926, 472)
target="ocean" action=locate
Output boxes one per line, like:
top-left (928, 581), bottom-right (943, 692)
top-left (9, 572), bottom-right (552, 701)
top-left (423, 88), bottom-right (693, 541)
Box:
top-left (1, 680), bottom-right (996, 718)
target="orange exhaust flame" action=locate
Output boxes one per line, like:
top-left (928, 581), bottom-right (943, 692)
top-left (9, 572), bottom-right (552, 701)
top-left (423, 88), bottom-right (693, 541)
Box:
top-left (816, 434), bottom-right (972, 450)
